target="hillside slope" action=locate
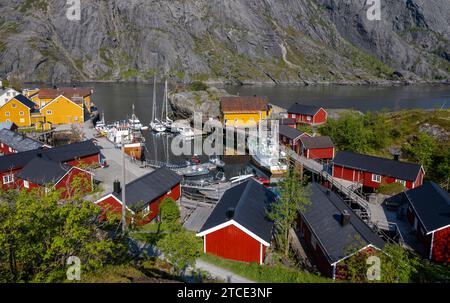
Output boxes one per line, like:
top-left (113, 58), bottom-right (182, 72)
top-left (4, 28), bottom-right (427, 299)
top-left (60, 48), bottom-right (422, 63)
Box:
top-left (0, 0), bottom-right (448, 84)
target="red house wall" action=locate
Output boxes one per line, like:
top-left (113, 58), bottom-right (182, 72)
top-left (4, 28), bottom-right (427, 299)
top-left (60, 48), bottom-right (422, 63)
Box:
top-left (313, 108), bottom-right (327, 124)
top-left (55, 168), bottom-right (93, 198)
top-left (297, 216), bottom-right (333, 277)
top-left (0, 168), bottom-right (22, 190)
top-left (66, 153), bottom-right (100, 167)
top-left (0, 143), bottom-right (16, 155)
top-left (306, 147), bottom-right (334, 159)
top-left (432, 227), bottom-right (450, 262)
top-left (333, 165), bottom-right (419, 190)
top-left (205, 224), bottom-right (263, 264)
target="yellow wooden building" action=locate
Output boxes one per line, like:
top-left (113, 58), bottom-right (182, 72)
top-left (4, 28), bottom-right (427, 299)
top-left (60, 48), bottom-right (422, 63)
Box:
top-left (31, 87), bottom-right (93, 112)
top-left (39, 95), bottom-right (84, 125)
top-left (0, 94), bottom-right (35, 127)
top-left (220, 96), bottom-right (271, 128)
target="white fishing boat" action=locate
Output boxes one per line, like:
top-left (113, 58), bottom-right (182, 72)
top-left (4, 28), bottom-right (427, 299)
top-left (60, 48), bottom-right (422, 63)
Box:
top-left (248, 135), bottom-right (288, 176)
top-left (129, 104), bottom-right (147, 131)
top-left (183, 165), bottom-right (210, 177)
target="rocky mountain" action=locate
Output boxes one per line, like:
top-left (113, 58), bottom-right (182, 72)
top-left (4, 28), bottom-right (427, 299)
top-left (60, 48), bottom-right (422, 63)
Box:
top-left (0, 0), bottom-right (449, 84)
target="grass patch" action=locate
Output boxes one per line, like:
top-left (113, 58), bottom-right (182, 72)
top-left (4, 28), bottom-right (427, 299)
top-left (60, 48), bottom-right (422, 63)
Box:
top-left (200, 254), bottom-right (332, 283)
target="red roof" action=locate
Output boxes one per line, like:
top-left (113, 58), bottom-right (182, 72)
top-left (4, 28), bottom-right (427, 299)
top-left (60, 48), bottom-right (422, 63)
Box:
top-left (38, 87), bottom-right (93, 99)
top-left (220, 96), bottom-right (269, 113)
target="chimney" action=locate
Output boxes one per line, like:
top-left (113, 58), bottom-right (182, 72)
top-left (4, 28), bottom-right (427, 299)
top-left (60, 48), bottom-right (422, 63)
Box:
top-left (341, 210), bottom-right (351, 226)
top-left (226, 207), bottom-right (235, 220)
top-left (113, 180), bottom-right (121, 195)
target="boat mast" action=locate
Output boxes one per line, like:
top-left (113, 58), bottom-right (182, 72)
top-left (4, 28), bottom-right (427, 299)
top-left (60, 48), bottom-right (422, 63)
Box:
top-left (152, 76), bottom-right (157, 122)
top-left (165, 79), bottom-right (169, 121)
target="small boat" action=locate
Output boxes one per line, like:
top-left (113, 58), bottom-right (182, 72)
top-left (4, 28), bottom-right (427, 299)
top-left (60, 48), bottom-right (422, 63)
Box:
top-left (179, 126), bottom-right (195, 139)
top-left (149, 76), bottom-right (167, 133)
top-left (248, 135), bottom-right (288, 176)
top-left (150, 120), bottom-right (167, 132)
top-left (183, 165), bottom-right (210, 177)
top-left (209, 156), bottom-right (225, 168)
top-left (253, 176), bottom-right (271, 186)
top-left (161, 79), bottom-right (173, 129)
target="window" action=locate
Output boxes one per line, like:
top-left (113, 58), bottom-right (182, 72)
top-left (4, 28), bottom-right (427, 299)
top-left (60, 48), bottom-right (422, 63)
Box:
top-left (19, 118), bottom-right (25, 123)
top-left (372, 174), bottom-right (381, 183)
top-left (5, 112), bottom-right (10, 117)
top-left (142, 204), bottom-right (150, 217)
top-left (46, 110), bottom-right (52, 115)
top-left (292, 114), bottom-right (296, 119)
top-left (8, 147), bottom-right (12, 153)
top-left (23, 180), bottom-right (29, 189)
top-left (74, 116), bottom-right (79, 121)
top-left (167, 190), bottom-right (172, 195)
top-left (307, 116), bottom-right (312, 121)
top-left (19, 111), bottom-right (24, 116)
top-left (0, 143), bottom-right (3, 148)
top-left (12, 103), bottom-right (16, 108)
top-left (3, 174), bottom-right (14, 185)
top-left (396, 179), bottom-right (406, 186)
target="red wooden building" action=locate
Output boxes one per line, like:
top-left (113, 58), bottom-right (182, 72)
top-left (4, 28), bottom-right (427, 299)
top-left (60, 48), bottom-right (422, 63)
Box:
top-left (299, 136), bottom-right (335, 160)
top-left (278, 125), bottom-right (310, 154)
top-left (385, 182), bottom-right (450, 262)
top-left (16, 157), bottom-right (93, 198)
top-left (332, 151), bottom-right (424, 190)
top-left (297, 183), bottom-right (385, 279)
top-left (287, 103), bottom-right (327, 126)
top-left (95, 167), bottom-right (182, 225)
top-left (197, 179), bottom-right (275, 265)
top-left (0, 140), bottom-right (100, 189)
top-left (0, 129), bottom-right (47, 155)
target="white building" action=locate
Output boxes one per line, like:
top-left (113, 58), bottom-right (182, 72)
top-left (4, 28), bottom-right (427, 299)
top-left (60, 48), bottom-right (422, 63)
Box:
top-left (0, 88), bottom-right (20, 107)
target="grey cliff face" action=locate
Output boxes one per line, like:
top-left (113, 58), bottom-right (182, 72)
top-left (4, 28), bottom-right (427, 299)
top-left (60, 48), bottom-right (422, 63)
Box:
top-left (0, 0), bottom-right (448, 84)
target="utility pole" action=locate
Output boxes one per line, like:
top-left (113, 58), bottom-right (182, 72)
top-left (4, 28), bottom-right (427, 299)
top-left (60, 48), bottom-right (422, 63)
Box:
top-left (121, 134), bottom-right (127, 233)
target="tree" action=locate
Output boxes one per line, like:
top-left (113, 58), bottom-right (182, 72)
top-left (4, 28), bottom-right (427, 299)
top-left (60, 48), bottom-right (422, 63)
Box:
top-left (319, 113), bottom-right (371, 152)
top-left (267, 169), bottom-right (310, 258)
top-left (403, 133), bottom-right (437, 172)
top-left (157, 231), bottom-right (202, 275)
top-left (0, 188), bottom-right (127, 282)
top-left (159, 198), bottom-right (181, 232)
top-left (380, 244), bottom-right (419, 283)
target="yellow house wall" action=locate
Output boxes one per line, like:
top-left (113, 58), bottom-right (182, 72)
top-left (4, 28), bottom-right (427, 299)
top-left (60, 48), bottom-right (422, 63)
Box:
top-left (40, 96), bottom-right (84, 125)
top-left (0, 99), bottom-right (31, 127)
top-left (222, 111), bottom-right (270, 127)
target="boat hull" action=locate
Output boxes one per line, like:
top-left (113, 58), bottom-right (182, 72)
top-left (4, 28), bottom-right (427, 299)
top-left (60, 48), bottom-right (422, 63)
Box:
top-left (250, 156), bottom-right (287, 176)
top-left (123, 143), bottom-right (145, 161)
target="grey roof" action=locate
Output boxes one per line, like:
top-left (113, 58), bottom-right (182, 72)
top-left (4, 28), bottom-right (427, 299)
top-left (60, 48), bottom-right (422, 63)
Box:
top-left (333, 151), bottom-right (422, 181)
top-left (0, 129), bottom-right (44, 152)
top-left (301, 183), bottom-right (385, 264)
top-left (112, 167), bottom-right (182, 211)
top-left (0, 140), bottom-right (100, 172)
top-left (279, 125), bottom-right (307, 141)
top-left (16, 157), bottom-right (71, 185)
top-left (279, 118), bottom-right (296, 125)
top-left (300, 136), bottom-right (334, 149)
top-left (199, 179), bottom-right (275, 243)
top-left (288, 103), bottom-right (322, 115)
top-left (386, 182), bottom-right (450, 233)
top-left (13, 94), bottom-right (35, 109)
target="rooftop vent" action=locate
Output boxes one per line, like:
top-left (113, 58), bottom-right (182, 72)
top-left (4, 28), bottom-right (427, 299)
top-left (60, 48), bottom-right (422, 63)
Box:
top-left (113, 180), bottom-right (121, 195)
top-left (341, 210), bottom-right (351, 226)
top-left (226, 207), bottom-right (235, 220)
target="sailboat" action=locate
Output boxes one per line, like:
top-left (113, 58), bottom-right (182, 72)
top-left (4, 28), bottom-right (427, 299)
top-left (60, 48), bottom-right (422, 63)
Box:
top-left (161, 79), bottom-right (174, 129)
top-left (129, 104), bottom-right (148, 131)
top-left (149, 76), bottom-right (166, 133)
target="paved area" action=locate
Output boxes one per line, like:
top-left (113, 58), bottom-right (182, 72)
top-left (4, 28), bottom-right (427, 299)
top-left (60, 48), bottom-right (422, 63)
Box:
top-left (195, 259), bottom-right (255, 283)
top-left (81, 122), bottom-right (152, 195)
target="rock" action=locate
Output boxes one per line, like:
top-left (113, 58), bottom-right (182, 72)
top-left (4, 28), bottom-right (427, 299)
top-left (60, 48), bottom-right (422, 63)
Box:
top-left (0, 0), bottom-right (448, 83)
top-left (168, 87), bottom-right (232, 121)
top-left (419, 123), bottom-right (450, 141)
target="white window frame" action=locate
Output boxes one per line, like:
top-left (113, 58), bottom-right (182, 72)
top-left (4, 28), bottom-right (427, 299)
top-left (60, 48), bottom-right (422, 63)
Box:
top-left (307, 116), bottom-right (312, 121)
top-left (5, 112), bottom-right (10, 117)
top-left (396, 179), bottom-right (406, 186)
top-left (23, 180), bottom-right (29, 189)
top-left (3, 174), bottom-right (14, 185)
top-left (11, 103), bottom-right (16, 108)
top-left (372, 174), bottom-right (381, 183)
top-left (46, 110), bottom-right (52, 115)
top-left (19, 111), bottom-right (24, 116)
top-left (19, 118), bottom-right (25, 123)
top-left (167, 189), bottom-right (172, 195)
top-left (142, 204), bottom-right (150, 217)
